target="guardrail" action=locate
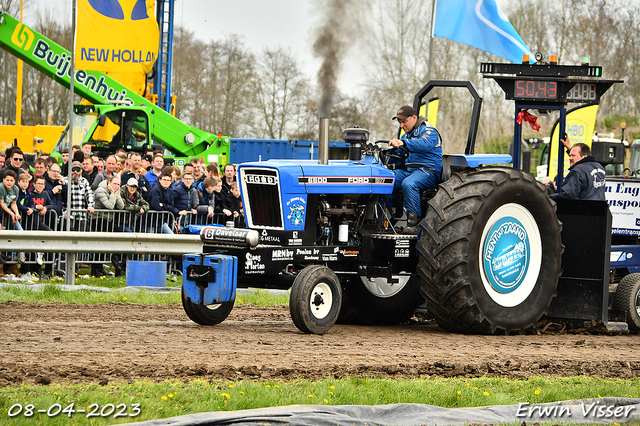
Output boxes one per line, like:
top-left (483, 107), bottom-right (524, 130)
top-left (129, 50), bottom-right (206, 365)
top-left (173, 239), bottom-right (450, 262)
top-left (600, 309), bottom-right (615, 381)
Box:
top-left (0, 208), bottom-right (235, 280)
top-left (0, 231), bottom-right (203, 254)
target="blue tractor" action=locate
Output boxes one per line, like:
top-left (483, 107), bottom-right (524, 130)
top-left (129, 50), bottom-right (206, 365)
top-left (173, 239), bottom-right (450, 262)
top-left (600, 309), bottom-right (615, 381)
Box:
top-left (181, 76), bottom-right (573, 335)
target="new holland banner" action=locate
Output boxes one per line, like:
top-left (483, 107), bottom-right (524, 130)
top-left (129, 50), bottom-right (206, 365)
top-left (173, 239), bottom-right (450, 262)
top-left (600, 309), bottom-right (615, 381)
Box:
top-left (75, 0), bottom-right (159, 94)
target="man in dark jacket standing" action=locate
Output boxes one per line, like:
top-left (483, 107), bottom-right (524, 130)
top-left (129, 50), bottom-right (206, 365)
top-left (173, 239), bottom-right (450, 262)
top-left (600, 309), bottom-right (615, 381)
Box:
top-left (149, 171), bottom-right (179, 233)
top-left (82, 155), bottom-right (98, 187)
top-left (172, 172), bottom-right (198, 213)
top-left (548, 143), bottom-right (606, 201)
top-left (172, 171), bottom-right (198, 228)
top-left (121, 153), bottom-right (151, 202)
top-left (44, 163), bottom-right (66, 216)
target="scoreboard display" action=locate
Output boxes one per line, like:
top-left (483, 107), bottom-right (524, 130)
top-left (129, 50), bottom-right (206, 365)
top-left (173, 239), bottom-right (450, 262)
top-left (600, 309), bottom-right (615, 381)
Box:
top-left (480, 61), bottom-right (621, 104)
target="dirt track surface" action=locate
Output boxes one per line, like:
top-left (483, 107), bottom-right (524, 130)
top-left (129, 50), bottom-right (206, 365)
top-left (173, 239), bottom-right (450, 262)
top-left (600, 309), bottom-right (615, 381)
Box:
top-left (1, 301), bottom-right (640, 387)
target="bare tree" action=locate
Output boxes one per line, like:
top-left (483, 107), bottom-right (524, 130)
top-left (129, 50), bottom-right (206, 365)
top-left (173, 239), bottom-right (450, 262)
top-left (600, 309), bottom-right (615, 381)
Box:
top-left (172, 26), bottom-right (208, 127)
top-left (616, 4), bottom-right (640, 115)
top-left (22, 9), bottom-right (72, 126)
top-left (358, 0), bottom-right (491, 151)
top-left (359, 0), bottom-right (431, 141)
top-left (253, 48), bottom-right (311, 139)
top-left (1, 3), bottom-right (76, 127)
top-left (0, 0), bottom-right (22, 125)
top-left (201, 35), bottom-right (255, 137)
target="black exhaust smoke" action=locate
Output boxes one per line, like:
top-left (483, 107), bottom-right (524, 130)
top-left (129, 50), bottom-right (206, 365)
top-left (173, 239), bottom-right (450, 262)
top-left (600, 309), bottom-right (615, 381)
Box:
top-left (313, 0), bottom-right (357, 164)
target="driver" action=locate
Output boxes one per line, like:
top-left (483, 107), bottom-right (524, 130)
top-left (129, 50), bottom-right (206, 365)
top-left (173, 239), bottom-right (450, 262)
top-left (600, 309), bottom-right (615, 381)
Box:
top-left (389, 105), bottom-right (442, 233)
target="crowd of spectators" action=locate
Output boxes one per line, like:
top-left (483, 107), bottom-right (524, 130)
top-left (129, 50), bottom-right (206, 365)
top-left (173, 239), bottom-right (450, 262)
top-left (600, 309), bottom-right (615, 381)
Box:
top-left (0, 143), bottom-right (244, 278)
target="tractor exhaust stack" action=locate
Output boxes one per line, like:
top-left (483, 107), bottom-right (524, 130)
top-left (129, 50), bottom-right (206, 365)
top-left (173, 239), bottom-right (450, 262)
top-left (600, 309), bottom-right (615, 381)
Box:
top-left (318, 117), bottom-right (330, 165)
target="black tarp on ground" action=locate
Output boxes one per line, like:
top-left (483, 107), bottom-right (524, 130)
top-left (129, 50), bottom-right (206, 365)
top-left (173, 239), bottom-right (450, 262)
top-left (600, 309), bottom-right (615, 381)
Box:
top-left (130, 397), bottom-right (640, 425)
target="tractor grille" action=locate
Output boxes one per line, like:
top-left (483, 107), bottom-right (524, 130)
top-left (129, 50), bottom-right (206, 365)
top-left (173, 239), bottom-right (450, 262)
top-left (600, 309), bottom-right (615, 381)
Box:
top-left (240, 167), bottom-right (283, 229)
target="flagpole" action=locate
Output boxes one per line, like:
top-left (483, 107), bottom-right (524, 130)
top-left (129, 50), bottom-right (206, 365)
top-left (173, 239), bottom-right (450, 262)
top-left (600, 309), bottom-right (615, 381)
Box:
top-left (15, 0), bottom-right (23, 130)
top-left (65, 0), bottom-right (77, 285)
top-left (425, 0), bottom-right (437, 119)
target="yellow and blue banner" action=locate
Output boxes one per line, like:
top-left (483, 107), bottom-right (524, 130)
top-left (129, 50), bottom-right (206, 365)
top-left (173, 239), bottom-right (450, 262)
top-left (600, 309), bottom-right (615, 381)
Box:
top-left (547, 104), bottom-right (599, 180)
top-left (75, 0), bottom-right (159, 94)
top-left (422, 98), bottom-right (439, 128)
top-left (434, 0), bottom-right (533, 64)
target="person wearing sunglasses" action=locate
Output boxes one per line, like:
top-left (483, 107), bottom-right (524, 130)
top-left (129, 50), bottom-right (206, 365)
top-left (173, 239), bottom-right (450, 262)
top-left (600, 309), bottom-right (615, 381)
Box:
top-left (0, 147), bottom-right (27, 181)
top-left (44, 163), bottom-right (66, 217)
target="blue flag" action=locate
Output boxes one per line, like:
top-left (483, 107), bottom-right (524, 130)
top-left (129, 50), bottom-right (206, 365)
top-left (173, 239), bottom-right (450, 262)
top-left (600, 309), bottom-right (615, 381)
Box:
top-left (434, 0), bottom-right (533, 64)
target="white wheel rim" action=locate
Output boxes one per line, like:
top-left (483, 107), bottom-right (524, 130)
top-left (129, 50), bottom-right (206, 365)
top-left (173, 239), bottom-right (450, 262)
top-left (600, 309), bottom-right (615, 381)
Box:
top-left (204, 304), bottom-right (223, 311)
top-left (634, 288), bottom-right (640, 318)
top-left (478, 203), bottom-right (542, 308)
top-left (310, 282), bottom-right (333, 319)
top-left (360, 275), bottom-right (410, 298)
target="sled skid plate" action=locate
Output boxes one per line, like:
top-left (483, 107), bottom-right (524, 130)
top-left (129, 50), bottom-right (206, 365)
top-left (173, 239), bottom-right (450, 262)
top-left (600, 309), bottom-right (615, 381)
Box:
top-left (605, 321), bottom-right (629, 333)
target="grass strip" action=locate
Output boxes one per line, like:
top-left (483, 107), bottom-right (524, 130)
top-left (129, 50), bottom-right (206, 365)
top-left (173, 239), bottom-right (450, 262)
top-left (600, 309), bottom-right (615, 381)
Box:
top-left (0, 282), bottom-right (289, 306)
top-left (1, 376), bottom-right (640, 425)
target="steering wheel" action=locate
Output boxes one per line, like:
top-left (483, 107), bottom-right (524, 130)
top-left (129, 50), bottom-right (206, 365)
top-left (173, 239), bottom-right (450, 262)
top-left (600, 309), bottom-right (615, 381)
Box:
top-left (380, 143), bottom-right (410, 168)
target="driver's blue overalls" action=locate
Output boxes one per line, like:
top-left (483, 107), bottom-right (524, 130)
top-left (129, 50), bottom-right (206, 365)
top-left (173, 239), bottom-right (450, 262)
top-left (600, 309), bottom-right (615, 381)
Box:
top-left (392, 120), bottom-right (442, 218)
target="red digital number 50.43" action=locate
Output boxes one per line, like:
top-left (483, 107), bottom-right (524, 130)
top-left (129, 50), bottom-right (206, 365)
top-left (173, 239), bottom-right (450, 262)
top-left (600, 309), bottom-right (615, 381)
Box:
top-left (514, 80), bottom-right (557, 99)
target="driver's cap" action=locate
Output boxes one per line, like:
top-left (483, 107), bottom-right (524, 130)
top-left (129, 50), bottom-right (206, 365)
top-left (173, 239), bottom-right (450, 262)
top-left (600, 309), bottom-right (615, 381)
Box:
top-left (392, 105), bottom-right (417, 120)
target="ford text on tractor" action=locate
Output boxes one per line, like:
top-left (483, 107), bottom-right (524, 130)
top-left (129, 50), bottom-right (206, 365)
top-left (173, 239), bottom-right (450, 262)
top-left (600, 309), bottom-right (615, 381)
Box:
top-left (182, 58), bottom-right (631, 335)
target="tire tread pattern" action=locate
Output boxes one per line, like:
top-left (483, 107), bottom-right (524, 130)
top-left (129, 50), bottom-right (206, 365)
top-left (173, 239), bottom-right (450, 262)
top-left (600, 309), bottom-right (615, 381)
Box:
top-left (417, 167), bottom-right (563, 334)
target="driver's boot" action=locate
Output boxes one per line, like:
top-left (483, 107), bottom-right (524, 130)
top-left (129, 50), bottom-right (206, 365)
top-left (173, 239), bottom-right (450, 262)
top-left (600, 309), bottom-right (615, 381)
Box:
top-left (403, 213), bottom-right (420, 234)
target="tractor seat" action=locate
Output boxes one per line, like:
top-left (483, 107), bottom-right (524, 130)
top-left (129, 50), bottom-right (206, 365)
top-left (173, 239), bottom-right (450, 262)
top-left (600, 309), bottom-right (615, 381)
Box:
top-left (417, 155), bottom-right (455, 200)
top-left (418, 155), bottom-right (457, 207)
top-left (420, 188), bottom-right (438, 203)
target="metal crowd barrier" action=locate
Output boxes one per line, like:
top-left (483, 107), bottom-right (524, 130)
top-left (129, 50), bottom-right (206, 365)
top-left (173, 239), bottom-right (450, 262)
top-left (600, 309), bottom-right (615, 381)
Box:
top-left (1, 207), bottom-right (246, 277)
top-left (0, 209), bottom-right (59, 269)
top-left (59, 209), bottom-right (181, 275)
top-left (0, 209), bottom-right (191, 276)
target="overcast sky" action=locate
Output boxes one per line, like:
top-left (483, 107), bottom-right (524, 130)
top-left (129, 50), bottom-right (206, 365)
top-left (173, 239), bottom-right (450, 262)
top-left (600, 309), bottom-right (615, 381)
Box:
top-left (24, 0), bottom-right (366, 96)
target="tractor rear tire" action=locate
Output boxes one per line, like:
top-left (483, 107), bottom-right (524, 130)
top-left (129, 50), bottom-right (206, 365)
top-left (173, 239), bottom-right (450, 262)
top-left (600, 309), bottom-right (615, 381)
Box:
top-left (337, 275), bottom-right (423, 325)
top-left (417, 167), bottom-right (563, 334)
top-left (290, 265), bottom-right (342, 335)
top-left (613, 273), bottom-right (640, 331)
top-left (181, 287), bottom-right (234, 326)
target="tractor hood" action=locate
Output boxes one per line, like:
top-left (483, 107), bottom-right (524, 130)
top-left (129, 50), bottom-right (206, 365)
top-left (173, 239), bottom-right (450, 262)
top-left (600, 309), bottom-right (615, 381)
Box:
top-left (237, 155), bottom-right (395, 231)
top-left (237, 155), bottom-right (395, 196)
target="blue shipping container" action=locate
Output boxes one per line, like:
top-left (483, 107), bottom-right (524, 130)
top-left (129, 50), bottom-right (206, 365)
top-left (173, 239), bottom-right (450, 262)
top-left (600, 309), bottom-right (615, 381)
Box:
top-left (229, 139), bottom-right (349, 164)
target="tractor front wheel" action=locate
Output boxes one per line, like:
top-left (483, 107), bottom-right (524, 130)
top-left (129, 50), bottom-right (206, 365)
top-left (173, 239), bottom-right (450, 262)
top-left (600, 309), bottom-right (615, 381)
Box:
top-left (290, 265), bottom-right (342, 335)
